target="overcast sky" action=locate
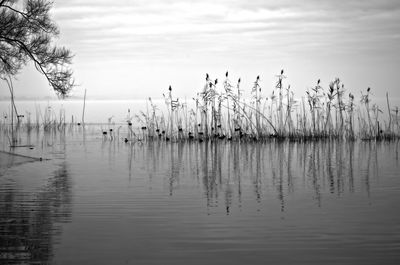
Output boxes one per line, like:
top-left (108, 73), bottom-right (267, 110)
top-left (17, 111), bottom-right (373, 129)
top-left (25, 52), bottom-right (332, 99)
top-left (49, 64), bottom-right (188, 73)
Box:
top-left (4, 0), bottom-right (400, 100)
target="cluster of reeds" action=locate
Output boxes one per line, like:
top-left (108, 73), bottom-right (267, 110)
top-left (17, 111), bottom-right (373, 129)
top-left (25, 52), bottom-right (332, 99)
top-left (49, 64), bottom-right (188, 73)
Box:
top-left (0, 101), bottom-right (72, 147)
top-left (1, 70), bottom-right (399, 144)
top-left (123, 71), bottom-right (399, 143)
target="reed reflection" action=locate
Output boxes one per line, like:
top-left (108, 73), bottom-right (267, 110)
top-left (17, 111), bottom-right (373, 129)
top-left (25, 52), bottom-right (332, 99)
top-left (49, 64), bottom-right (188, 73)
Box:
top-left (132, 140), bottom-right (387, 212)
top-left (0, 162), bottom-right (72, 264)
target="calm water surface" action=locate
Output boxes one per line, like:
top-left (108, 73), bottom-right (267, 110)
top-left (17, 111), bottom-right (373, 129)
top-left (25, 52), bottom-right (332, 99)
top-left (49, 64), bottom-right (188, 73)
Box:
top-left (1, 127), bottom-right (400, 264)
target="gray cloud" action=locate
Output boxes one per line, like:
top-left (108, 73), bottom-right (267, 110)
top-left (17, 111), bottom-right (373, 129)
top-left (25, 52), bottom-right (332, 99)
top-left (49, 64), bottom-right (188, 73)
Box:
top-left (52, 0), bottom-right (400, 60)
top-left (28, 0), bottom-right (396, 99)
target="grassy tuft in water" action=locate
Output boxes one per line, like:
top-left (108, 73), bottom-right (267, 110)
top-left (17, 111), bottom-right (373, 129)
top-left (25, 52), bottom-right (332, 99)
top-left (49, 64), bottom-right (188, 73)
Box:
top-left (1, 70), bottom-right (399, 144)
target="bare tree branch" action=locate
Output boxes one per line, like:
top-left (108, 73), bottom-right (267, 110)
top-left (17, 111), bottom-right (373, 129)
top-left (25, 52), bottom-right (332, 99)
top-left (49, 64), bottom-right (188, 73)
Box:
top-left (0, 0), bottom-right (74, 97)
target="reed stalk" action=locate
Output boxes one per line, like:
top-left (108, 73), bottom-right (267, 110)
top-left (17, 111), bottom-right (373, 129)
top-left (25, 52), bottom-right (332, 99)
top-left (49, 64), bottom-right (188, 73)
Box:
top-left (82, 88), bottom-right (86, 125)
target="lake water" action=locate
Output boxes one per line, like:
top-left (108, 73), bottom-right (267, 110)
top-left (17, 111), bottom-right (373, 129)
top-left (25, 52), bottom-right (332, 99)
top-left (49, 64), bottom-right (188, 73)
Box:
top-left (1, 126), bottom-right (400, 264)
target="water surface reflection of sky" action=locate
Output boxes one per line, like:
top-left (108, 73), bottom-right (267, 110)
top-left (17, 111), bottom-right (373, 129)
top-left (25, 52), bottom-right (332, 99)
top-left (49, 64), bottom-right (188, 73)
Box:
top-left (1, 127), bottom-right (399, 264)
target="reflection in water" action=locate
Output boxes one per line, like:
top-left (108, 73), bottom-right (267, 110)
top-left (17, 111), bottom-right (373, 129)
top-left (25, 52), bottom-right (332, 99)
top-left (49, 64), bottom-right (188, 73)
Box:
top-left (130, 140), bottom-right (391, 211)
top-left (2, 123), bottom-right (399, 264)
top-left (0, 162), bottom-right (72, 264)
